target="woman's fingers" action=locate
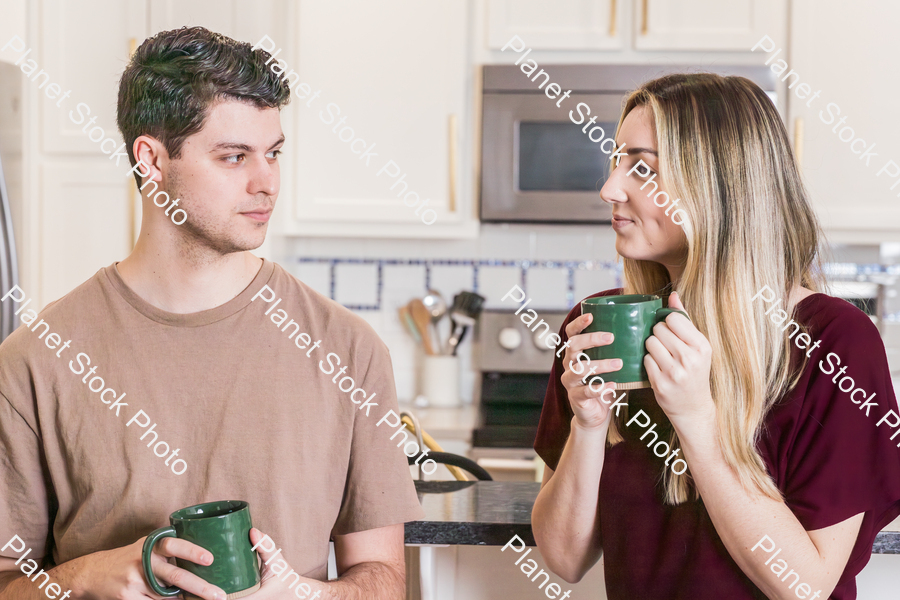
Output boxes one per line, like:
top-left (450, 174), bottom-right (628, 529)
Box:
top-left (644, 335), bottom-right (676, 374)
top-left (561, 358), bottom-right (622, 388)
top-left (564, 313), bottom-right (592, 338)
top-left (563, 332), bottom-right (615, 367)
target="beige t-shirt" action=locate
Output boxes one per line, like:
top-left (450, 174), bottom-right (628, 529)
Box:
top-left (0, 259), bottom-right (423, 580)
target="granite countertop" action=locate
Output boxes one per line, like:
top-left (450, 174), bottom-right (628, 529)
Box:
top-left (406, 481), bottom-right (900, 555)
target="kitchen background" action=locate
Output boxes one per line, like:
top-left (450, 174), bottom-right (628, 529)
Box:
top-left (1, 0), bottom-right (899, 598)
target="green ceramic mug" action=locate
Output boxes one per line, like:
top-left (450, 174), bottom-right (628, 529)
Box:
top-left (581, 294), bottom-right (688, 390)
top-left (142, 500), bottom-right (260, 599)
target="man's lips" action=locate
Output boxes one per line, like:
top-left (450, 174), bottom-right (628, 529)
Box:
top-left (241, 209), bottom-right (272, 223)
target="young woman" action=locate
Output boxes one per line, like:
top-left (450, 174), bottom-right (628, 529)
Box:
top-left (531, 73), bottom-right (900, 599)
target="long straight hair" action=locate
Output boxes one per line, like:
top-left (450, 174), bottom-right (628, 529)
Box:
top-left (605, 73), bottom-right (826, 504)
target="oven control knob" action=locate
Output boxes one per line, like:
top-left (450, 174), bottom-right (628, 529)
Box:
top-left (533, 331), bottom-right (553, 351)
top-left (498, 327), bottom-right (522, 350)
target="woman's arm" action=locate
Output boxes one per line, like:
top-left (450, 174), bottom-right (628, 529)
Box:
top-left (679, 414), bottom-right (861, 600)
top-left (531, 313), bottom-right (622, 583)
top-left (646, 293), bottom-right (860, 599)
top-left (532, 417), bottom-right (609, 583)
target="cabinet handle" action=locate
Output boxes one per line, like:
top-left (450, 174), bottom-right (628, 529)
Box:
top-left (793, 117), bottom-right (804, 168)
top-left (609, 0), bottom-right (617, 37)
top-left (641, 0), bottom-right (649, 36)
top-left (448, 114), bottom-right (458, 213)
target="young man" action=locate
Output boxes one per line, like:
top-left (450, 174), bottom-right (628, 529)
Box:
top-left (0, 27), bottom-right (422, 600)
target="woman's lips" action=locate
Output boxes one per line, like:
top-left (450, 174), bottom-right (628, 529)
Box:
top-left (611, 214), bottom-right (634, 229)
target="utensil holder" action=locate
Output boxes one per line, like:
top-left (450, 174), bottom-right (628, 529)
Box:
top-left (419, 355), bottom-right (460, 407)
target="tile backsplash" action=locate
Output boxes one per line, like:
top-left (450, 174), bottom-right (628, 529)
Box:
top-left (275, 227), bottom-right (900, 405)
top-left (285, 255), bottom-right (622, 404)
top-left (276, 224), bottom-right (622, 403)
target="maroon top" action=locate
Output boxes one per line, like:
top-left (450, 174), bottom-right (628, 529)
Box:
top-left (534, 289), bottom-right (900, 599)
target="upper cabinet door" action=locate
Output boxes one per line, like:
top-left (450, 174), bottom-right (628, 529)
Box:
top-left (788, 0), bottom-right (900, 240)
top-left (40, 0), bottom-right (144, 154)
top-left (288, 0), bottom-right (473, 235)
top-left (634, 0), bottom-right (784, 51)
top-left (147, 0), bottom-right (282, 47)
top-left (487, 0), bottom-right (624, 51)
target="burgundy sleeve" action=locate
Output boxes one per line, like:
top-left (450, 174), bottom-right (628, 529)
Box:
top-left (534, 288), bottom-right (622, 471)
top-left (781, 303), bottom-right (900, 533)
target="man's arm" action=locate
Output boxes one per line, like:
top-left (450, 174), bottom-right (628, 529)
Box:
top-left (249, 524), bottom-right (406, 600)
top-left (327, 524), bottom-right (405, 600)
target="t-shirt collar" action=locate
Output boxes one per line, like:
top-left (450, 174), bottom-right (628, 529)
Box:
top-left (103, 258), bottom-right (276, 327)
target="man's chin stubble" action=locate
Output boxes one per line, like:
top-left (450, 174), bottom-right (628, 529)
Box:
top-left (174, 218), bottom-right (266, 263)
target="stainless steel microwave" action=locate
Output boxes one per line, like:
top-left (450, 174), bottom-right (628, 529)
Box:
top-left (480, 64), bottom-right (777, 224)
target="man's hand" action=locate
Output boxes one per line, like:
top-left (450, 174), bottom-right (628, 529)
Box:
top-left (247, 528), bottom-right (324, 599)
top-left (89, 535), bottom-right (227, 600)
top-left (0, 536), bottom-right (226, 600)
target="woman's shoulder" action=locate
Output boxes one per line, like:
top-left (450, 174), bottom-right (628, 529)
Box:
top-left (796, 292), bottom-right (881, 347)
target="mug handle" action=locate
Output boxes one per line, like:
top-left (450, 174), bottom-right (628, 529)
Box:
top-left (655, 307), bottom-right (689, 324)
top-left (142, 526), bottom-right (183, 597)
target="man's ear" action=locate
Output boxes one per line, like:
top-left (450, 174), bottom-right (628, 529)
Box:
top-left (132, 135), bottom-right (169, 188)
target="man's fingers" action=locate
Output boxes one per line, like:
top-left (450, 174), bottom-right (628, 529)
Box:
top-left (155, 537), bottom-right (213, 566)
top-left (152, 559), bottom-right (226, 600)
top-left (249, 527), bottom-right (278, 563)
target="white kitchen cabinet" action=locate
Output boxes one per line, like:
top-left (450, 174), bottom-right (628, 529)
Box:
top-left (486, 0), bottom-right (783, 53)
top-left (277, 0), bottom-right (478, 239)
top-left (39, 0), bottom-right (142, 155)
top-left (147, 0), bottom-right (282, 50)
top-left (787, 0), bottom-right (900, 242)
top-left (634, 0), bottom-right (784, 51)
top-left (487, 0), bottom-right (623, 51)
top-left (17, 0), bottom-right (144, 305)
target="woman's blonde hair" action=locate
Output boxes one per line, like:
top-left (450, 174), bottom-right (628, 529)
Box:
top-left (606, 73), bottom-right (826, 504)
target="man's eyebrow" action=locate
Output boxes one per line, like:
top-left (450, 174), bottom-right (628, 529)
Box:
top-left (210, 135), bottom-right (286, 153)
top-left (626, 147), bottom-right (658, 156)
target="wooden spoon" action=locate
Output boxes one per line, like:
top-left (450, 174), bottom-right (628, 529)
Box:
top-left (408, 299), bottom-right (436, 355)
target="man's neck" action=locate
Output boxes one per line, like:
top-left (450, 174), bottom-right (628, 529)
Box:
top-left (116, 241), bottom-right (263, 315)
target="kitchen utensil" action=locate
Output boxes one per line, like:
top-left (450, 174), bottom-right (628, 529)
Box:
top-left (409, 299), bottom-right (437, 355)
top-left (398, 305), bottom-right (422, 346)
top-left (422, 289), bottom-right (447, 351)
top-left (581, 295), bottom-right (687, 389)
top-left (142, 500), bottom-right (259, 598)
top-left (446, 291), bottom-right (486, 356)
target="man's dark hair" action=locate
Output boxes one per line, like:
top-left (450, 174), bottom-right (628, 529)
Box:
top-left (117, 26), bottom-right (291, 186)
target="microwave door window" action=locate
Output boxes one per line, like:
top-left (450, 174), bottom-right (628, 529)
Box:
top-left (517, 121), bottom-right (616, 192)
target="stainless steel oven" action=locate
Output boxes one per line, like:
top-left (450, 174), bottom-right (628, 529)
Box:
top-left (480, 64), bottom-right (777, 224)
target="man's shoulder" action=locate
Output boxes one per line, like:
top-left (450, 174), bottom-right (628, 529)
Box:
top-left (0, 267), bottom-right (110, 352)
top-left (266, 262), bottom-right (386, 352)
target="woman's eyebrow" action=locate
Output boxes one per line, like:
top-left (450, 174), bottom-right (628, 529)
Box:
top-left (626, 147), bottom-right (658, 156)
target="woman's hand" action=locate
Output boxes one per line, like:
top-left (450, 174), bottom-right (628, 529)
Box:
top-left (561, 313), bottom-right (622, 430)
top-left (644, 292), bottom-right (715, 432)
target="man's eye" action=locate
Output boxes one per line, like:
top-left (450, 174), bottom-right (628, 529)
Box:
top-left (224, 154), bottom-right (244, 164)
top-left (266, 150), bottom-right (282, 159)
